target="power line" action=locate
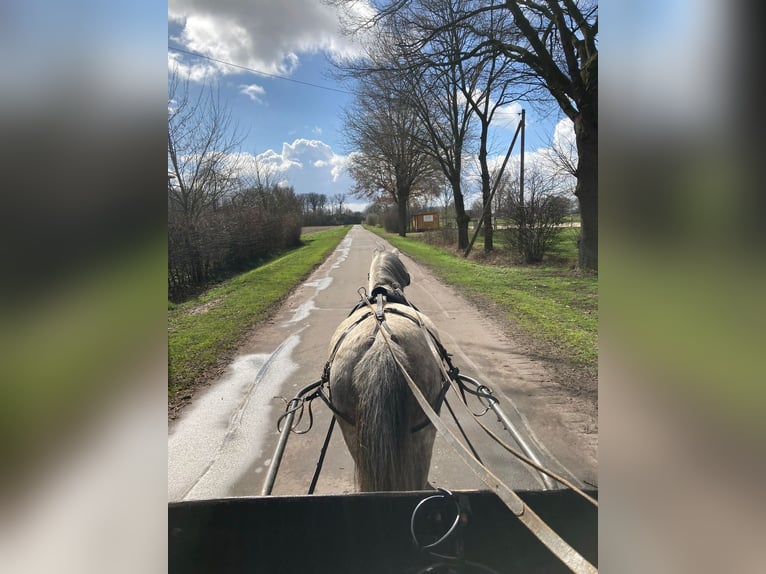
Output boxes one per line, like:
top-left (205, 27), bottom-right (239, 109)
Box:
top-left (168, 46), bottom-right (354, 95)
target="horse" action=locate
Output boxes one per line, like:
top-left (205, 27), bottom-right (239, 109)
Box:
top-left (327, 248), bottom-right (446, 491)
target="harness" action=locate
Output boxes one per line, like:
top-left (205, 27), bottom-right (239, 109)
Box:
top-left (315, 287), bottom-right (459, 434)
top-left (267, 287), bottom-right (599, 573)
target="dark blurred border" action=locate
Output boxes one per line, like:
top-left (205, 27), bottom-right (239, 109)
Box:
top-left (0, 2), bottom-right (168, 572)
top-left (601, 0), bottom-right (765, 572)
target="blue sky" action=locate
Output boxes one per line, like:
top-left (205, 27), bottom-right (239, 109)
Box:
top-left (168, 0), bottom-right (576, 212)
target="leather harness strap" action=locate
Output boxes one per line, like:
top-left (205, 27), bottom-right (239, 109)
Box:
top-left (321, 288), bottom-right (454, 434)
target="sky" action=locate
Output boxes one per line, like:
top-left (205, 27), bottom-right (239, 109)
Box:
top-left (168, 0), bottom-right (576, 213)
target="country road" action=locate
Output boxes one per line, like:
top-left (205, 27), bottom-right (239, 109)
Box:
top-left (168, 225), bottom-right (597, 501)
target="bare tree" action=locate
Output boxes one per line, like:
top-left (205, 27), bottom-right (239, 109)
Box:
top-left (501, 165), bottom-right (569, 263)
top-left (498, 0), bottom-right (597, 269)
top-left (449, 3), bottom-right (545, 252)
top-left (229, 153), bottom-right (284, 211)
top-left (168, 68), bottom-right (245, 220)
top-left (343, 72), bottom-right (439, 235)
top-left (330, 0), bottom-right (598, 269)
top-left (168, 69), bottom-right (246, 286)
top-left (381, 0), bottom-right (531, 252)
top-left (333, 193), bottom-right (346, 216)
top-left (385, 1), bottom-right (479, 250)
top-left (305, 192), bottom-right (322, 216)
top-left (335, 0), bottom-right (480, 248)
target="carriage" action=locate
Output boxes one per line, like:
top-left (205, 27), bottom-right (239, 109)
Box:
top-left (169, 249), bottom-right (598, 573)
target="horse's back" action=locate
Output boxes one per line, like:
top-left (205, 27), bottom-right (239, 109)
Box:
top-left (330, 303), bottom-right (439, 348)
top-left (330, 305), bottom-right (441, 396)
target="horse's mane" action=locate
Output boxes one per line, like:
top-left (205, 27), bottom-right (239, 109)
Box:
top-left (371, 250), bottom-right (410, 291)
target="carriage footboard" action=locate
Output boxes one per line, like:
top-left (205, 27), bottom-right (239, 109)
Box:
top-left (169, 489), bottom-right (597, 574)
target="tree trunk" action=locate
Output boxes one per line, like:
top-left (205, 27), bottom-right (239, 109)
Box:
top-left (397, 189), bottom-right (408, 237)
top-left (478, 128), bottom-right (493, 252)
top-left (451, 177), bottom-right (469, 249)
top-left (574, 116), bottom-right (598, 271)
top-left (482, 200), bottom-right (493, 251)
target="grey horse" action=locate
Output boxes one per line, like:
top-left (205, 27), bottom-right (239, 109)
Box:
top-left (328, 249), bottom-right (445, 491)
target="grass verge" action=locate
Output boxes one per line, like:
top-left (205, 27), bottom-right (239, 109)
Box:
top-left (168, 226), bottom-right (349, 407)
top-left (367, 227), bottom-right (597, 374)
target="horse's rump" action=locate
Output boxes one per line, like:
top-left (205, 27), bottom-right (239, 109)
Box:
top-left (329, 304), bottom-right (443, 491)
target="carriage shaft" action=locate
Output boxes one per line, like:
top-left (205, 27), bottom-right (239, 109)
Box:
top-left (260, 399), bottom-right (299, 495)
top-left (487, 399), bottom-right (558, 490)
top-left (459, 374), bottom-right (559, 490)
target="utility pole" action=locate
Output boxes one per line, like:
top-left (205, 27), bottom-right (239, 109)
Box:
top-left (519, 108), bottom-right (526, 233)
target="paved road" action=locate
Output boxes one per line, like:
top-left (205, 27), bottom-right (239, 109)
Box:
top-left (168, 225), bottom-right (596, 501)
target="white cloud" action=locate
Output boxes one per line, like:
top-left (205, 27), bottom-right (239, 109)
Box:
top-left (551, 117), bottom-right (578, 174)
top-left (168, 0), bottom-right (374, 82)
top-left (552, 117), bottom-right (576, 152)
top-left (228, 138), bottom-right (356, 199)
top-left (253, 148), bottom-right (301, 172)
top-left (239, 83), bottom-right (266, 103)
top-left (492, 101), bottom-right (523, 129)
top-left (516, 148), bottom-right (571, 177)
top-left (270, 139), bottom-right (352, 183)
top-left (281, 138), bottom-right (333, 166)
top-left (329, 157), bottom-right (349, 182)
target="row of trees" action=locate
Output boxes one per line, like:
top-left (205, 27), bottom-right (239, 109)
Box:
top-left (366, 158), bottom-right (577, 263)
top-left (301, 192), bottom-right (364, 226)
top-left (333, 0), bottom-right (597, 270)
top-left (168, 71), bottom-right (304, 301)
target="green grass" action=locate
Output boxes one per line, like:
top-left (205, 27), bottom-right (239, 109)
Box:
top-left (168, 227), bottom-right (350, 399)
top-left (367, 227), bottom-right (597, 372)
top-left (563, 213), bottom-right (581, 224)
top-left (547, 226), bottom-right (581, 261)
top-left (502, 226), bottom-right (580, 262)
top-left (433, 224), bottom-right (580, 264)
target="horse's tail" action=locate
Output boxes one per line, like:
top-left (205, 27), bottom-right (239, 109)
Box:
top-left (354, 335), bottom-right (412, 491)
